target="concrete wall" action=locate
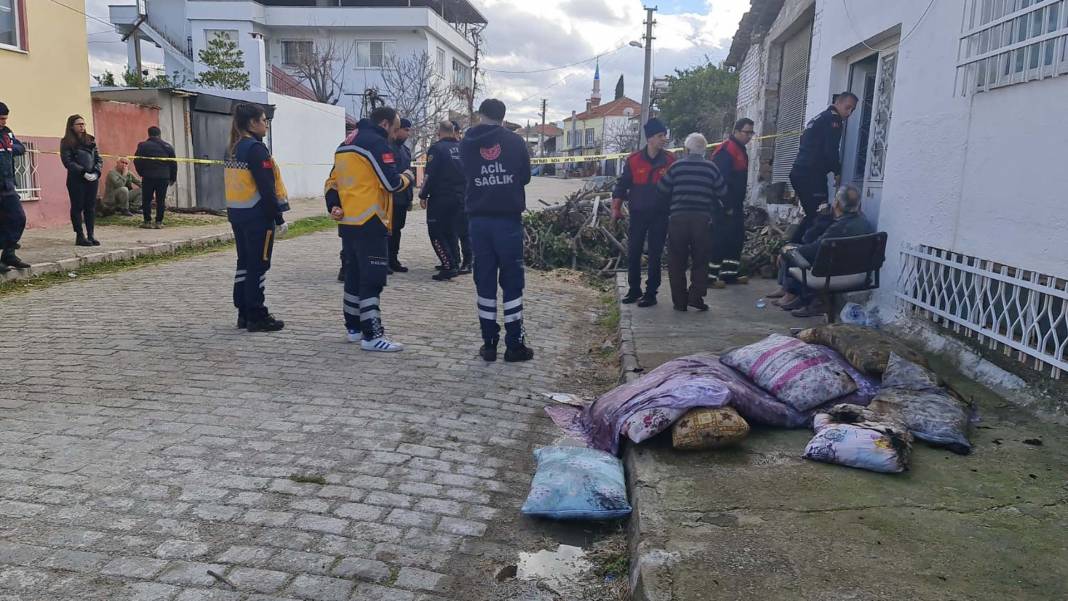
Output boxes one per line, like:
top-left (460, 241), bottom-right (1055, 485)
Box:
top-left (265, 92), bottom-right (346, 199)
top-left (805, 0), bottom-right (1068, 319)
top-left (91, 99), bottom-right (161, 194)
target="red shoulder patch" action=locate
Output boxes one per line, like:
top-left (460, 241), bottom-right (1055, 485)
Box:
top-left (261, 159), bottom-right (273, 169)
top-left (382, 152), bottom-right (396, 164)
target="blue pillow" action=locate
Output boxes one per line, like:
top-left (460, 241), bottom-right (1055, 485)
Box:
top-left (521, 446), bottom-right (632, 520)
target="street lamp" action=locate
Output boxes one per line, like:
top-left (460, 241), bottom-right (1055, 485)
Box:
top-left (629, 40), bottom-right (643, 48)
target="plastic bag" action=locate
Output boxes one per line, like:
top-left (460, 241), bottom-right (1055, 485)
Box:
top-left (797, 324), bottom-right (928, 376)
top-left (720, 334), bottom-right (858, 411)
top-left (869, 353), bottom-right (972, 455)
top-left (521, 446), bottom-right (632, 520)
top-left (672, 407), bottom-right (750, 450)
top-left (803, 404), bottom-right (913, 473)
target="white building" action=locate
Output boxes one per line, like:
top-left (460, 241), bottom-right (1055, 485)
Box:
top-left (727, 0), bottom-right (1068, 389)
top-left (108, 0), bottom-right (485, 119)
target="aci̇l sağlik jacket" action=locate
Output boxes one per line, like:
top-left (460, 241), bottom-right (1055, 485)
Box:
top-left (224, 135), bottom-right (290, 225)
top-left (324, 119), bottom-right (413, 232)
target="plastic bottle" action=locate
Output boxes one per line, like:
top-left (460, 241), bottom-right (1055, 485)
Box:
top-left (755, 298), bottom-right (767, 309)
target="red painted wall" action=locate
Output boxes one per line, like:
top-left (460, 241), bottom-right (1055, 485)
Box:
top-left (20, 136), bottom-right (70, 230)
top-left (92, 99), bottom-right (161, 184)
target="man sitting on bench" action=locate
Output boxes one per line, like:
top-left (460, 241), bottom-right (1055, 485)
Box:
top-left (773, 184), bottom-right (873, 318)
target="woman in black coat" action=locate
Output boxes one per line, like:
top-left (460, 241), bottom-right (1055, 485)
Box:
top-left (60, 114), bottom-right (103, 246)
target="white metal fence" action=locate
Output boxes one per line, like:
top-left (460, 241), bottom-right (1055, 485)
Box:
top-left (898, 245), bottom-right (1068, 379)
top-left (14, 141), bottom-right (40, 202)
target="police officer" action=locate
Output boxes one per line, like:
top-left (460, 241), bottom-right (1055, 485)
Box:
top-left (0, 102), bottom-right (29, 274)
top-left (708, 118), bottom-right (756, 287)
top-left (225, 103), bottom-right (290, 333)
top-left (789, 92), bottom-right (857, 242)
top-left (611, 118), bottom-right (676, 307)
top-left (420, 121), bottom-right (465, 281)
top-left (461, 99), bottom-right (534, 362)
top-left (326, 106), bottom-right (414, 353)
top-left (389, 118), bottom-right (414, 273)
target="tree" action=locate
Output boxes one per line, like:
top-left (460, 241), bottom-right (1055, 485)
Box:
top-left (94, 70), bottom-right (118, 86)
top-left (379, 51), bottom-right (463, 157)
top-left (195, 32), bottom-right (250, 90)
top-left (290, 40), bottom-right (349, 105)
top-left (614, 74), bottom-right (625, 101)
top-left (603, 118), bottom-right (640, 154)
top-left (657, 61), bottom-right (738, 142)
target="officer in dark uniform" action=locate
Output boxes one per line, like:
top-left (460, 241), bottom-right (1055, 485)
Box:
top-left (389, 118), bottom-right (414, 273)
top-left (420, 121), bottom-right (466, 281)
top-left (0, 102), bottom-right (29, 274)
top-left (788, 92), bottom-right (858, 242)
top-left (708, 118), bottom-right (756, 287)
top-left (224, 103), bottom-right (290, 333)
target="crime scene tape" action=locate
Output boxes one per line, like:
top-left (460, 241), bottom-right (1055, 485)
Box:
top-left (25, 130), bottom-right (801, 170)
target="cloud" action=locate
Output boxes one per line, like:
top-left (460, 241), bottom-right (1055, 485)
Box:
top-left (85, 0), bottom-right (749, 123)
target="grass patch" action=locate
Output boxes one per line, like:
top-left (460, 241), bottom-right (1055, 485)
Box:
top-left (592, 549), bottom-right (629, 580)
top-left (96, 213), bottom-right (228, 228)
top-left (597, 290), bottom-right (621, 333)
top-left (0, 214), bottom-right (336, 298)
top-left (287, 473), bottom-right (328, 485)
top-left (384, 567), bottom-right (400, 587)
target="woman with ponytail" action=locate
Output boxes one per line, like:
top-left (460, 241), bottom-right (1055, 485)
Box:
top-left (224, 103), bottom-right (290, 333)
top-left (60, 115), bottom-right (103, 246)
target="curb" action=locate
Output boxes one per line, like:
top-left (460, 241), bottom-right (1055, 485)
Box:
top-left (614, 272), bottom-right (672, 601)
top-left (1, 232), bottom-right (233, 283)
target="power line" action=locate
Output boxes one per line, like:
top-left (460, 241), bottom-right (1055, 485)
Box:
top-left (45, 0), bottom-right (117, 30)
top-left (841, 0), bottom-right (937, 53)
top-left (482, 44), bottom-right (629, 74)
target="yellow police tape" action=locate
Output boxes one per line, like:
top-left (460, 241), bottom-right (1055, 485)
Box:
top-left (26, 130), bottom-right (800, 169)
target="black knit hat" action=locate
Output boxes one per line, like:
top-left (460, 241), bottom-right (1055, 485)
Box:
top-left (399, 118), bottom-right (412, 129)
top-left (477, 98), bottom-right (506, 122)
top-left (0, 102), bottom-right (8, 116)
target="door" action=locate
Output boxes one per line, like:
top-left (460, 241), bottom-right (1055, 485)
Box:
top-left (841, 54), bottom-right (878, 191)
top-left (861, 49), bottom-right (897, 227)
top-left (771, 22), bottom-right (813, 194)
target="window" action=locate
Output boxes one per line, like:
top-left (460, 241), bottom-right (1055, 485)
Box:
top-left (13, 140), bottom-right (39, 201)
top-left (281, 40), bottom-right (313, 66)
top-left (958, 0), bottom-right (1068, 94)
top-left (356, 41), bottom-right (393, 68)
top-left (0, 0), bottom-right (24, 50)
top-left (205, 29), bottom-right (237, 45)
top-left (437, 47), bottom-right (446, 77)
top-left (585, 128), bottom-right (595, 146)
top-left (452, 57), bottom-right (471, 87)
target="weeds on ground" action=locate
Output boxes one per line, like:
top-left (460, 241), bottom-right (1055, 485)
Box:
top-left (96, 213), bottom-right (228, 228)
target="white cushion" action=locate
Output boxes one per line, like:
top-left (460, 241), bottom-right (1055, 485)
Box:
top-left (788, 268), bottom-right (870, 291)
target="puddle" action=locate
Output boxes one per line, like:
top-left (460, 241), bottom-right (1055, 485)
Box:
top-left (516, 544), bottom-right (594, 592)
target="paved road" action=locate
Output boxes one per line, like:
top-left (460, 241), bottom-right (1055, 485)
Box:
top-left (0, 211), bottom-right (607, 601)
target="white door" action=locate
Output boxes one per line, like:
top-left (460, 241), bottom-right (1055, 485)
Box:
top-left (862, 49), bottom-right (897, 228)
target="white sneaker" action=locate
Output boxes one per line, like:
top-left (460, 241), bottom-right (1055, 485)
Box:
top-left (361, 337), bottom-right (404, 353)
top-left (346, 329), bottom-right (363, 343)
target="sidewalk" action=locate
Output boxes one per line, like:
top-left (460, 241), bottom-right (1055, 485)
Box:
top-left (617, 275), bottom-right (1068, 601)
top-left (4, 198), bottom-right (325, 282)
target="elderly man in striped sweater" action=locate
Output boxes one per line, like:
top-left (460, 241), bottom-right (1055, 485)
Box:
top-left (656, 133), bottom-right (728, 312)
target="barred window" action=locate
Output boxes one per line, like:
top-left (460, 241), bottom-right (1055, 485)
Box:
top-left (281, 40), bottom-right (312, 66)
top-left (14, 140), bottom-right (39, 202)
top-left (958, 0), bottom-right (1068, 94)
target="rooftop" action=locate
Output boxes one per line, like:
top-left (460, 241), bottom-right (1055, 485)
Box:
top-left (199, 0), bottom-right (487, 25)
top-left (564, 97), bottom-right (641, 122)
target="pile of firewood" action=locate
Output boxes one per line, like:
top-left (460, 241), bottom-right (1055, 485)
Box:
top-left (524, 180), bottom-right (790, 278)
top-left (523, 180), bottom-right (627, 274)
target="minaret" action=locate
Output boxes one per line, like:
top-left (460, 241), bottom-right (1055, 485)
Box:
top-left (590, 59), bottom-right (602, 109)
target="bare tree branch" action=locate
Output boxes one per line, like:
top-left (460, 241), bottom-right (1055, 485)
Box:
top-left (379, 51), bottom-right (464, 158)
top-left (290, 39), bottom-right (349, 105)
top-left (603, 119), bottom-right (641, 154)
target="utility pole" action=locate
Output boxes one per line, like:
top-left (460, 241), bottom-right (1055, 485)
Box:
top-left (639, 5), bottom-right (657, 147)
top-left (539, 99), bottom-right (547, 158)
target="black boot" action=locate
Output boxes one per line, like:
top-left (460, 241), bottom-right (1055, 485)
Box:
top-left (236, 313), bottom-right (247, 329)
top-left (389, 261), bottom-right (409, 273)
top-left (247, 313), bottom-right (285, 332)
top-left (0, 263), bottom-right (9, 274)
top-left (432, 269), bottom-right (458, 281)
top-left (504, 341), bottom-right (535, 363)
top-left (75, 232), bottom-right (92, 247)
top-left (480, 337), bottom-right (499, 362)
top-left (1, 249), bottom-right (30, 269)
top-left (458, 262), bottom-right (472, 275)
top-left (637, 294), bottom-right (658, 308)
top-left (621, 291), bottom-right (642, 304)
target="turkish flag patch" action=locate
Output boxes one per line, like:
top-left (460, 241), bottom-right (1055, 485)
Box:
top-left (262, 159), bottom-right (273, 169)
top-left (480, 144), bottom-right (502, 161)
top-left (382, 152), bottom-right (396, 164)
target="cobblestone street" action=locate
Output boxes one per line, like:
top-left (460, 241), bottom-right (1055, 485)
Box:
top-left (0, 213), bottom-right (613, 601)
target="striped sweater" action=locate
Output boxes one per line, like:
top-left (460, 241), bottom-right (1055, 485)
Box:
top-left (656, 153), bottom-right (728, 215)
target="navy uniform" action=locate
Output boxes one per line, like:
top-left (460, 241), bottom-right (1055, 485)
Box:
top-left (789, 106), bottom-right (844, 242)
top-left (461, 101), bottom-right (533, 362)
top-left (420, 135), bottom-right (465, 278)
top-left (0, 105), bottom-right (29, 273)
top-left (325, 119), bottom-right (413, 352)
top-left (708, 134), bottom-right (749, 284)
top-left (224, 135), bottom-right (290, 332)
top-left (389, 123), bottom-right (413, 271)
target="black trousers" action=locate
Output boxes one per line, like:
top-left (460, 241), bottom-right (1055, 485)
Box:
top-left (627, 210), bottom-right (669, 297)
top-left (388, 203), bottom-right (409, 264)
top-left (455, 208), bottom-right (472, 267)
top-left (232, 218), bottom-right (275, 321)
top-left (789, 169), bottom-right (829, 244)
top-left (341, 218), bottom-right (390, 338)
top-left (66, 176), bottom-right (99, 237)
top-left (709, 208), bottom-right (745, 281)
top-left (0, 191), bottom-right (26, 250)
top-left (427, 198), bottom-right (461, 271)
top-left (142, 177), bottom-right (169, 223)
top-left (668, 213), bottom-right (712, 308)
